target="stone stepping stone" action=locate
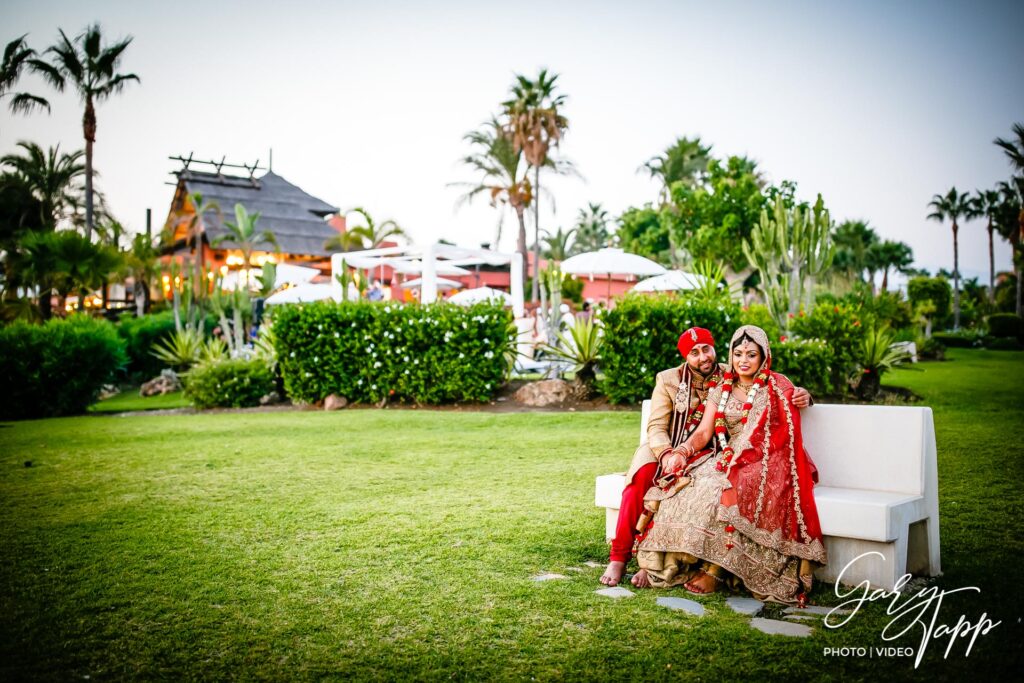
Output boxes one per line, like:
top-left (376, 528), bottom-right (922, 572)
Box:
top-left (725, 597), bottom-right (764, 616)
top-left (784, 614), bottom-right (819, 621)
top-left (783, 605), bottom-right (851, 616)
top-left (584, 562), bottom-right (604, 568)
top-left (656, 597), bottom-right (705, 616)
top-left (750, 617), bottom-right (813, 637)
top-left (532, 573), bottom-right (568, 581)
top-left (595, 586), bottom-right (635, 599)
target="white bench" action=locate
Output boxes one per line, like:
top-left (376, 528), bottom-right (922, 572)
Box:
top-left (595, 401), bottom-right (941, 591)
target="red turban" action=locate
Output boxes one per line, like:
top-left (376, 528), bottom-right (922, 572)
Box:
top-left (677, 327), bottom-right (715, 357)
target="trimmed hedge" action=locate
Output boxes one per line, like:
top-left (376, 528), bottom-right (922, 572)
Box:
top-left (987, 313), bottom-right (1022, 339)
top-left (0, 315), bottom-right (127, 420)
top-left (599, 293), bottom-right (741, 404)
top-left (271, 301), bottom-right (513, 404)
top-left (771, 338), bottom-right (834, 397)
top-left (184, 359), bottom-right (275, 408)
top-left (789, 303), bottom-right (865, 395)
top-left (117, 310), bottom-right (176, 379)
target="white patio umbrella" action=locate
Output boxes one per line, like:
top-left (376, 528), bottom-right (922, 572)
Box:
top-left (265, 283), bottom-right (334, 305)
top-left (560, 247), bottom-right (667, 301)
top-left (448, 286), bottom-right (513, 306)
top-left (401, 277), bottom-right (463, 290)
top-left (391, 260), bottom-right (471, 276)
top-left (633, 270), bottom-right (706, 292)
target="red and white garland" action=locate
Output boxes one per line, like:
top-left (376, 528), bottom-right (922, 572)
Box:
top-left (713, 370), bottom-right (768, 473)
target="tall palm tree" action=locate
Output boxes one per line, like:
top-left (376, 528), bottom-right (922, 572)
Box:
top-left (830, 219), bottom-right (878, 285)
top-left (1, 35), bottom-right (50, 118)
top-left (503, 69), bottom-right (570, 301)
top-left (0, 141), bottom-right (85, 229)
top-left (325, 207), bottom-right (405, 251)
top-left (927, 187), bottom-right (971, 329)
top-left (873, 240), bottom-right (914, 291)
top-left (995, 178), bottom-right (1023, 315)
top-left (968, 189), bottom-right (1003, 302)
top-left (572, 202), bottom-right (610, 254)
top-left (640, 136), bottom-right (713, 269)
top-left (451, 118), bottom-right (533, 272)
top-left (34, 24), bottom-right (139, 241)
top-left (994, 123), bottom-right (1024, 173)
top-left (211, 203), bottom-right (279, 289)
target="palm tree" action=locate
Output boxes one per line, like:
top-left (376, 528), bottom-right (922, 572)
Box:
top-left (125, 231), bottom-right (160, 315)
top-left (994, 123), bottom-right (1024, 173)
top-left (968, 189), bottom-right (1003, 302)
top-left (211, 203), bottom-right (279, 289)
top-left (0, 141), bottom-right (85, 229)
top-left (927, 187), bottom-right (971, 329)
top-left (15, 230), bottom-right (62, 319)
top-left (34, 24), bottom-right (139, 241)
top-left (640, 136), bottom-right (713, 268)
top-left (1, 35), bottom-right (50, 118)
top-left (503, 69), bottom-right (570, 301)
top-left (451, 118), bottom-right (533, 273)
top-left (995, 179), bottom-right (1023, 315)
top-left (325, 207), bottom-right (405, 251)
top-left (572, 202), bottom-right (610, 254)
top-left (540, 226), bottom-right (576, 262)
top-left (873, 240), bottom-right (914, 291)
top-left (830, 219), bottom-right (878, 285)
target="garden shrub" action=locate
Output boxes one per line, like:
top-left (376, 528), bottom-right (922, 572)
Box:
top-left (916, 336), bottom-right (946, 361)
top-left (789, 303), bottom-right (865, 395)
top-left (738, 304), bottom-right (781, 342)
top-left (183, 359), bottom-right (275, 408)
top-left (771, 338), bottom-right (834, 397)
top-left (987, 313), bottom-right (1022, 339)
top-left (932, 330), bottom-right (984, 348)
top-left (0, 315), bottom-right (127, 420)
top-left (599, 293), bottom-right (740, 404)
top-left (117, 310), bottom-right (176, 378)
top-left (271, 301), bottom-right (513, 404)
top-left (983, 336), bottom-right (1022, 351)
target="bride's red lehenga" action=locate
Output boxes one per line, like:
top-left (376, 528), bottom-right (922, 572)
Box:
top-left (636, 325), bottom-right (827, 603)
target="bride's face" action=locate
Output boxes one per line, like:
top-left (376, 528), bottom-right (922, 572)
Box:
top-left (732, 341), bottom-right (763, 379)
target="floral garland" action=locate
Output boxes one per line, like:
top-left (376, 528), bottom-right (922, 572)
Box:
top-left (714, 369), bottom-right (768, 550)
top-left (681, 378), bottom-right (717, 438)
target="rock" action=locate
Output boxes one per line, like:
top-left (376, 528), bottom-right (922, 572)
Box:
top-left (513, 379), bottom-right (573, 407)
top-left (140, 369), bottom-right (181, 396)
top-left (583, 561), bottom-right (604, 569)
top-left (725, 597), bottom-right (764, 616)
top-left (783, 605), bottom-right (851, 616)
top-left (595, 586), bottom-right (635, 599)
top-left (750, 617), bottom-right (813, 637)
top-left (98, 384), bottom-right (119, 400)
top-left (324, 394), bottom-right (349, 410)
top-left (656, 597), bottom-right (705, 616)
top-left (259, 391), bottom-right (281, 406)
top-left (531, 573), bottom-right (568, 581)
top-left (784, 614), bottom-right (818, 621)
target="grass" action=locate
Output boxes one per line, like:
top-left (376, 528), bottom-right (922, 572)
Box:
top-left (88, 389), bottom-right (190, 413)
top-left (1, 348), bottom-right (1021, 680)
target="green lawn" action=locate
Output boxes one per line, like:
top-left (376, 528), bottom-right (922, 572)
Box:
top-left (88, 389), bottom-right (190, 413)
top-left (1, 349), bottom-right (1021, 680)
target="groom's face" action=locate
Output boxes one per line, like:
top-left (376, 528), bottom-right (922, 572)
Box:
top-left (686, 343), bottom-right (717, 376)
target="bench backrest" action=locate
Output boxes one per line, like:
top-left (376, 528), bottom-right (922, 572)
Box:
top-left (639, 400), bottom-right (935, 496)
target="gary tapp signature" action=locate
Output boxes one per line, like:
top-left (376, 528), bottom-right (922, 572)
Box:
top-left (822, 552), bottom-right (1001, 668)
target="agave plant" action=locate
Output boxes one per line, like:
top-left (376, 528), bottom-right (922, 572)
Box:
top-left (198, 336), bottom-right (228, 365)
top-left (151, 328), bottom-right (203, 371)
top-left (689, 259), bottom-right (741, 304)
top-left (856, 324), bottom-right (910, 400)
top-left (540, 317), bottom-right (603, 399)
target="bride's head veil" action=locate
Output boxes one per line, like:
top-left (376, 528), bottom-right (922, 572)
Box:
top-left (729, 325), bottom-right (772, 375)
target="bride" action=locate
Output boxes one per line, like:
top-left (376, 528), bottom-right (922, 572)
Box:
top-left (636, 325), bottom-right (826, 603)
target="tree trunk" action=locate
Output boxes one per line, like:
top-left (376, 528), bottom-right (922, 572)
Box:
top-left (39, 286), bottom-right (52, 321)
top-left (531, 165), bottom-right (541, 303)
top-left (516, 206), bottom-right (528, 292)
top-left (83, 97), bottom-right (96, 242)
top-left (987, 220), bottom-right (995, 304)
top-left (952, 223), bottom-right (960, 331)
top-left (881, 267), bottom-right (889, 292)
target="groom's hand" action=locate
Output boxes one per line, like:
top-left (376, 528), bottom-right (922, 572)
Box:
top-left (662, 451), bottom-right (685, 474)
top-left (792, 386), bottom-right (812, 408)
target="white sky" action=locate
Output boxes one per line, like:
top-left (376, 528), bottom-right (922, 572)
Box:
top-left (2, 0), bottom-right (1022, 282)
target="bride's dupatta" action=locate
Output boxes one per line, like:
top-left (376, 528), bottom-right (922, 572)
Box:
top-left (718, 326), bottom-right (827, 566)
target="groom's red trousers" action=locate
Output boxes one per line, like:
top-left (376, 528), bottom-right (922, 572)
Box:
top-left (609, 462), bottom-right (658, 563)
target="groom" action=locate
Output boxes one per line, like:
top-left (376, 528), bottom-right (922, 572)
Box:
top-left (599, 327), bottom-right (811, 587)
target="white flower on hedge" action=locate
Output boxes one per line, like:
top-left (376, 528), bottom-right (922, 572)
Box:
top-left (404, 356), bottom-right (410, 362)
top-left (357, 379), bottom-right (363, 385)
top-left (484, 351), bottom-right (494, 359)
top-left (459, 352), bottom-right (465, 358)
top-left (371, 384), bottom-right (377, 390)
top-left (334, 332), bottom-right (340, 338)
top-left (641, 330), bottom-right (647, 336)
top-left (414, 359), bottom-right (419, 365)
top-left (290, 351), bottom-right (296, 358)
top-left (373, 361), bottom-right (382, 368)
top-left (641, 365), bottom-right (647, 373)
